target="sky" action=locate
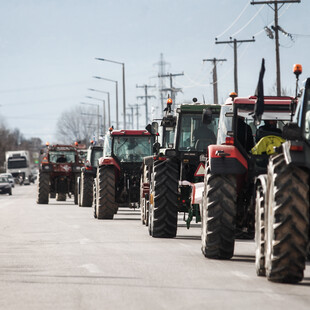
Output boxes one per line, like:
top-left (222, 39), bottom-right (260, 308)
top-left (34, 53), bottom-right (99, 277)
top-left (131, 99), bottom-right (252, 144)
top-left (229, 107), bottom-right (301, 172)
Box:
top-left (0, 0), bottom-right (309, 143)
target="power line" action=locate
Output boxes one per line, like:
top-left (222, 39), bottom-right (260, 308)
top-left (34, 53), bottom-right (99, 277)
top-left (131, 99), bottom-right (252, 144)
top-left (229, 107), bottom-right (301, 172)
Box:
top-left (215, 2), bottom-right (250, 38)
top-left (231, 5), bottom-right (265, 37)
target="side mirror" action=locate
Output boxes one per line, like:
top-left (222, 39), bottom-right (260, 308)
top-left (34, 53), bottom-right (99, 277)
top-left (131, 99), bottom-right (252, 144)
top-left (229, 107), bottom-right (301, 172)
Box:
top-left (153, 142), bottom-right (160, 154)
top-left (151, 122), bottom-right (159, 134)
top-left (146, 122), bottom-right (159, 135)
top-left (202, 109), bottom-right (212, 124)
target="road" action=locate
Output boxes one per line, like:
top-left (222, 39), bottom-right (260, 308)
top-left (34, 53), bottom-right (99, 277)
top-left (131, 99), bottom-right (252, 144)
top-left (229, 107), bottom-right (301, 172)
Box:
top-left (0, 185), bottom-right (309, 310)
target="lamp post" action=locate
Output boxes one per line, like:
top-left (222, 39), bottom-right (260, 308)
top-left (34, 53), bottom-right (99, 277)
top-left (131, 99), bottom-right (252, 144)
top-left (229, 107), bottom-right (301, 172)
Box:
top-left (86, 95), bottom-right (106, 133)
top-left (95, 58), bottom-right (126, 128)
top-left (80, 101), bottom-right (100, 142)
top-left (93, 76), bottom-right (119, 129)
top-left (88, 88), bottom-right (111, 128)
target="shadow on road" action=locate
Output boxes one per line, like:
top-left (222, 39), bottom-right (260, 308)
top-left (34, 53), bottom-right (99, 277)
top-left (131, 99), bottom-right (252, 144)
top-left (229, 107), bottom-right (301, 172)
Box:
top-left (175, 235), bottom-right (200, 241)
top-left (231, 254), bottom-right (255, 263)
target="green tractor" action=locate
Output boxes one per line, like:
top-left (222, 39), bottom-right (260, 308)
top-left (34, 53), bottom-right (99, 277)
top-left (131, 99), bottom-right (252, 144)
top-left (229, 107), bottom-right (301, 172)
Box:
top-left (146, 98), bottom-right (221, 238)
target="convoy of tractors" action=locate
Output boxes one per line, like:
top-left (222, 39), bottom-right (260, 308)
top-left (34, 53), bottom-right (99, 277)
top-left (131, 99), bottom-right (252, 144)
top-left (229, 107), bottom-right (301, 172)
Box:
top-left (36, 64), bottom-right (310, 284)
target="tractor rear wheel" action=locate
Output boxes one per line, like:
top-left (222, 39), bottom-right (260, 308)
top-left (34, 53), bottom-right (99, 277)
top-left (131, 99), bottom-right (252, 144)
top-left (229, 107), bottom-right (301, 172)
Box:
top-left (37, 172), bottom-right (49, 204)
top-left (255, 183), bottom-right (266, 276)
top-left (80, 172), bottom-right (93, 207)
top-left (201, 169), bottom-right (237, 259)
top-left (149, 159), bottom-right (179, 238)
top-left (265, 153), bottom-right (309, 283)
top-left (96, 166), bottom-right (116, 219)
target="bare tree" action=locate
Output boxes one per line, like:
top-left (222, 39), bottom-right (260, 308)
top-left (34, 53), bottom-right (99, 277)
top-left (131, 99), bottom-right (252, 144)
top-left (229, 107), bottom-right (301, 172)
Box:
top-left (56, 105), bottom-right (98, 145)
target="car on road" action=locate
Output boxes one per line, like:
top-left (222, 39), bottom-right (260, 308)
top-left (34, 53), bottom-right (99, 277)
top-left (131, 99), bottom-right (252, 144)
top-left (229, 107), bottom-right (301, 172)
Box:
top-left (0, 173), bottom-right (15, 188)
top-left (0, 176), bottom-right (12, 195)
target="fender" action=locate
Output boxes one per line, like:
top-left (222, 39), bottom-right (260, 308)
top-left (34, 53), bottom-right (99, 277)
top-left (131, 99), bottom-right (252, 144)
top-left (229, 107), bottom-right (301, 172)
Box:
top-left (208, 144), bottom-right (247, 174)
top-left (282, 140), bottom-right (310, 169)
top-left (98, 157), bottom-right (121, 171)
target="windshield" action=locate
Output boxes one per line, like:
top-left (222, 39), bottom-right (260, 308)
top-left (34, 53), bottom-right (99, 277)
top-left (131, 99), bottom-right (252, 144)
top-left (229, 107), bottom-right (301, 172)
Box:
top-left (0, 177), bottom-right (8, 183)
top-left (8, 157), bottom-right (27, 169)
top-left (49, 151), bottom-right (76, 163)
top-left (234, 104), bottom-right (291, 153)
top-left (91, 149), bottom-right (103, 167)
top-left (177, 113), bottom-right (219, 151)
top-left (113, 135), bottom-right (153, 162)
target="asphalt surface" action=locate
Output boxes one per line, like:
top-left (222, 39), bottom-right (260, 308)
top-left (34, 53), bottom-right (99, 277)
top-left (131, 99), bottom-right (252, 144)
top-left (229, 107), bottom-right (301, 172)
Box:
top-left (0, 185), bottom-right (310, 310)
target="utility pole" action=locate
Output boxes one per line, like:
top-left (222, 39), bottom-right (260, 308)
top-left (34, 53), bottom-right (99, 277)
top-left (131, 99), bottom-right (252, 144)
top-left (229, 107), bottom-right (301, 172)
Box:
top-left (129, 104), bottom-right (142, 129)
top-left (154, 53), bottom-right (169, 112)
top-left (251, 1), bottom-right (300, 96)
top-left (159, 72), bottom-right (184, 110)
top-left (136, 84), bottom-right (156, 126)
top-left (215, 37), bottom-right (255, 94)
top-left (203, 58), bottom-right (227, 105)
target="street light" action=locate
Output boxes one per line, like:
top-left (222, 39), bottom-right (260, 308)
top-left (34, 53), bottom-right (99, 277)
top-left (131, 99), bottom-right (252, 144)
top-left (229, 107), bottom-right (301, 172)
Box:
top-left (93, 76), bottom-right (119, 129)
top-left (95, 57), bottom-right (126, 128)
top-left (86, 95), bottom-right (106, 133)
top-left (88, 88), bottom-right (111, 128)
top-left (80, 101), bottom-right (100, 142)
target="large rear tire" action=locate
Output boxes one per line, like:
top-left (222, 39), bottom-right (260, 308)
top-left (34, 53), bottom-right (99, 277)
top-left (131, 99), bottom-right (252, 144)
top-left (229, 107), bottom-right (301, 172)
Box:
top-left (96, 166), bottom-right (116, 219)
top-left (149, 159), bottom-right (179, 238)
top-left (80, 172), bottom-right (93, 207)
top-left (37, 172), bottom-right (49, 204)
top-left (255, 183), bottom-right (266, 276)
top-left (201, 169), bottom-right (237, 259)
top-left (265, 153), bottom-right (309, 283)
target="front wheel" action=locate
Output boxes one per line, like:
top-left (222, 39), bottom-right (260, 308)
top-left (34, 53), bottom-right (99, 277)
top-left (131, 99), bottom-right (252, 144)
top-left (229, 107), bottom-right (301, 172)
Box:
top-left (265, 153), bottom-right (309, 283)
top-left (201, 169), bottom-right (237, 259)
top-left (149, 159), bottom-right (179, 238)
top-left (37, 172), bottom-right (49, 204)
top-left (80, 172), bottom-right (94, 207)
top-left (96, 166), bottom-right (116, 219)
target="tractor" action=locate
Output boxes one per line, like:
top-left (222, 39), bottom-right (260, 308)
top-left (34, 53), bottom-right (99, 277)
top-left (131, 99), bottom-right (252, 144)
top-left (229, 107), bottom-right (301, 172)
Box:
top-left (94, 128), bottom-right (155, 219)
top-left (255, 64), bottom-right (310, 283)
top-left (201, 85), bottom-right (295, 259)
top-left (147, 99), bottom-right (221, 238)
top-left (37, 144), bottom-right (83, 204)
top-left (140, 98), bottom-right (176, 226)
top-left (78, 142), bottom-right (103, 207)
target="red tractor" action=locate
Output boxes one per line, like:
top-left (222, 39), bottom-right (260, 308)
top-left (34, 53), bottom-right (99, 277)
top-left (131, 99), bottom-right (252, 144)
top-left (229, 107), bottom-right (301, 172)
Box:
top-left (94, 129), bottom-right (155, 219)
top-left (37, 144), bottom-right (83, 204)
top-left (201, 93), bottom-right (294, 259)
